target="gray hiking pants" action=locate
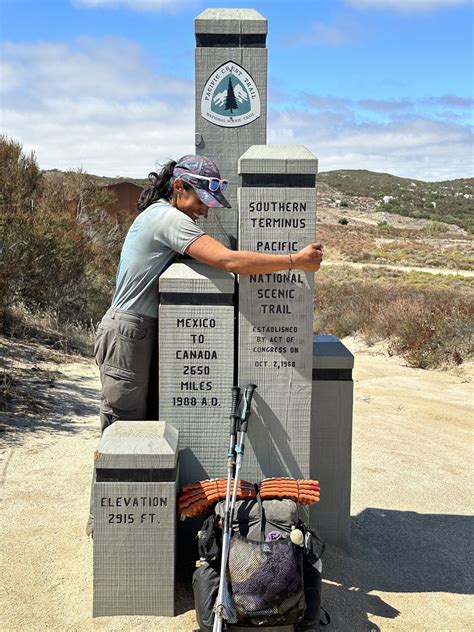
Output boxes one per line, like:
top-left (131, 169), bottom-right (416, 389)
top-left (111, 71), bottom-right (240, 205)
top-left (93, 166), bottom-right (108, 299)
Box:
top-left (87, 308), bottom-right (158, 536)
top-left (94, 307), bottom-right (158, 431)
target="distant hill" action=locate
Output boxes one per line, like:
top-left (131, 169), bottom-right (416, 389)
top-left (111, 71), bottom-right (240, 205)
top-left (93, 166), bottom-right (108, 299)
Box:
top-left (42, 169), bottom-right (148, 188)
top-left (42, 168), bottom-right (474, 231)
top-left (319, 169), bottom-right (474, 231)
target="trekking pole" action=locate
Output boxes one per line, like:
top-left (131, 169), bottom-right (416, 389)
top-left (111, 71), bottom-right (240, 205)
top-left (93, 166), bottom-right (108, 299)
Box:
top-left (228, 383), bottom-right (257, 515)
top-left (213, 383), bottom-right (257, 632)
top-left (213, 386), bottom-right (241, 632)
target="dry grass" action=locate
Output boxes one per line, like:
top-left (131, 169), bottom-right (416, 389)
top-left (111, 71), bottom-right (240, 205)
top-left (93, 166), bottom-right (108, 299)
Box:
top-left (317, 224), bottom-right (474, 270)
top-left (315, 266), bottom-right (473, 368)
top-left (1, 304), bottom-right (95, 357)
top-left (0, 305), bottom-right (96, 414)
top-left (0, 364), bottom-right (64, 414)
top-left (1, 266), bottom-right (472, 409)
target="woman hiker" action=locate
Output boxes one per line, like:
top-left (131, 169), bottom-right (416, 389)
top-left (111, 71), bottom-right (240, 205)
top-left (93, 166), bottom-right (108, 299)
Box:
top-left (86, 154), bottom-right (322, 536)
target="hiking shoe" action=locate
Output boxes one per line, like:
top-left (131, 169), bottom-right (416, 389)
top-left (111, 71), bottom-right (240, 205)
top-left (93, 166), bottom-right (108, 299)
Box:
top-left (86, 516), bottom-right (94, 538)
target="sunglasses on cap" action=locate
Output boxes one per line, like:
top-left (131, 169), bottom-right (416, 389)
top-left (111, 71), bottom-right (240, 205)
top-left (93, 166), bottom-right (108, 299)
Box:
top-left (181, 172), bottom-right (229, 193)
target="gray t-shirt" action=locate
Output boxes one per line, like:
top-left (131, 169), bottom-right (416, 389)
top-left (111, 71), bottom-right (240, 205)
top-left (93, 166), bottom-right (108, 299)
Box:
top-left (111, 200), bottom-right (204, 317)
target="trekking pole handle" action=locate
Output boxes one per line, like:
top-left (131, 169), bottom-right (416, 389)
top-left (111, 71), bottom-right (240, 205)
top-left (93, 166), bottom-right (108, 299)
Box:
top-left (240, 383), bottom-right (257, 432)
top-left (229, 385), bottom-right (241, 434)
top-left (244, 382), bottom-right (257, 401)
top-left (231, 386), bottom-right (241, 416)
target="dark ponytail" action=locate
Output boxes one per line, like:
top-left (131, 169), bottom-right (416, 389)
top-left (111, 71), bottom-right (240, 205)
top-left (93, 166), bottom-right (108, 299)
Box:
top-left (136, 160), bottom-right (177, 212)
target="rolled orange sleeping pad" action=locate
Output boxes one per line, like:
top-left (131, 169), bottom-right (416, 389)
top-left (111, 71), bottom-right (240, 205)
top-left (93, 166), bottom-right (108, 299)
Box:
top-left (180, 478), bottom-right (254, 493)
top-left (178, 486), bottom-right (255, 511)
top-left (177, 478), bottom-right (256, 517)
top-left (260, 479), bottom-right (320, 503)
top-left (179, 479), bottom-right (254, 498)
top-left (177, 477), bottom-right (321, 519)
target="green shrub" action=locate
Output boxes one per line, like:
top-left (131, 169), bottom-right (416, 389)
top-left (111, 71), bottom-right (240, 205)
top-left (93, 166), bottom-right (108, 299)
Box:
top-left (314, 267), bottom-right (473, 368)
top-left (1, 135), bottom-right (131, 330)
top-left (423, 221), bottom-right (448, 233)
top-left (338, 217), bottom-right (349, 225)
top-left (318, 169), bottom-right (473, 230)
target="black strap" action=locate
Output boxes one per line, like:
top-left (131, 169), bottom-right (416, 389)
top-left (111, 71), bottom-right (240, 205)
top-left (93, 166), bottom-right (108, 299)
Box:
top-left (320, 607), bottom-right (331, 626)
top-left (254, 485), bottom-right (266, 542)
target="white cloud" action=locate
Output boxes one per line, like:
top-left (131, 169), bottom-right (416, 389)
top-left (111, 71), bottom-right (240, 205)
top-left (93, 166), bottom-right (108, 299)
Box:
top-left (1, 39), bottom-right (195, 176)
top-left (429, 95), bottom-right (474, 108)
top-left (2, 38), bottom-right (472, 181)
top-left (283, 17), bottom-right (362, 47)
top-left (358, 99), bottom-right (412, 112)
top-left (346, 0), bottom-right (469, 11)
top-left (3, 96), bottom-right (195, 176)
top-left (303, 94), bottom-right (413, 114)
top-left (268, 108), bottom-right (473, 181)
top-left (302, 93), bottom-right (472, 120)
top-left (0, 60), bottom-right (22, 92)
top-left (73, 0), bottom-right (198, 11)
top-left (304, 95), bottom-right (352, 110)
top-left (1, 38), bottom-right (189, 102)
top-left (3, 39), bottom-right (112, 99)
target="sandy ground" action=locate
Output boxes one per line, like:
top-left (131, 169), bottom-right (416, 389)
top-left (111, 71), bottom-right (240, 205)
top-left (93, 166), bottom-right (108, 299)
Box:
top-left (324, 260), bottom-right (474, 278)
top-left (1, 336), bottom-right (472, 631)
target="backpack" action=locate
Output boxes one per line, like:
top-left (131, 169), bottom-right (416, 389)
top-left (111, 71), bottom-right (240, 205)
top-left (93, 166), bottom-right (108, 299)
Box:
top-left (193, 497), bottom-right (330, 630)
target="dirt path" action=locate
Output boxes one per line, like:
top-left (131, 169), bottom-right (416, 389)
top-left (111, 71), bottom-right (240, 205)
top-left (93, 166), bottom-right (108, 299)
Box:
top-left (1, 336), bottom-right (472, 631)
top-left (325, 260), bottom-right (474, 277)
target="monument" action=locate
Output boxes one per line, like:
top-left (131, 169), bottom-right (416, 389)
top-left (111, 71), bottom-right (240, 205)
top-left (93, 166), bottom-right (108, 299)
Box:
top-left (158, 7), bottom-right (353, 547)
top-left (195, 8), bottom-right (267, 247)
top-left (311, 335), bottom-right (354, 550)
top-left (93, 6), bottom-right (354, 620)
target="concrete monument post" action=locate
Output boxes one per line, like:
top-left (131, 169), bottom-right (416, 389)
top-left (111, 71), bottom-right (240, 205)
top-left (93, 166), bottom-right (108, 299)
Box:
top-left (195, 8), bottom-right (267, 247)
top-left (93, 421), bottom-right (179, 617)
top-left (237, 145), bottom-right (318, 483)
top-left (158, 260), bottom-right (235, 485)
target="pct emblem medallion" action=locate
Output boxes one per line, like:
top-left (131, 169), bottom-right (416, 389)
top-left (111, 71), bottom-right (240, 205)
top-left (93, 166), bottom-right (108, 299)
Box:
top-left (201, 61), bottom-right (261, 128)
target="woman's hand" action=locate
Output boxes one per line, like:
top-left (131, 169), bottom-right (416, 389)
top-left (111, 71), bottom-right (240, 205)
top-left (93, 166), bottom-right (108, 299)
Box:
top-left (293, 243), bottom-right (323, 272)
top-left (186, 235), bottom-right (323, 275)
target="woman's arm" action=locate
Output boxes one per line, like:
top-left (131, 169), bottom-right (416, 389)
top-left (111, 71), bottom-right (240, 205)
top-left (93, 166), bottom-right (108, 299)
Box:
top-left (185, 234), bottom-right (323, 275)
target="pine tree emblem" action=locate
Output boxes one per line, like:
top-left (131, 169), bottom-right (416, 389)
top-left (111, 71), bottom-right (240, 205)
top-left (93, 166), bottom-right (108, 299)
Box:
top-left (201, 61), bottom-right (261, 128)
top-left (225, 76), bottom-right (238, 114)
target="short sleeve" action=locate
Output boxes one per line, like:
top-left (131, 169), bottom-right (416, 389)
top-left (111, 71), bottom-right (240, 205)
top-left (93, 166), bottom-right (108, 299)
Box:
top-left (155, 206), bottom-right (205, 254)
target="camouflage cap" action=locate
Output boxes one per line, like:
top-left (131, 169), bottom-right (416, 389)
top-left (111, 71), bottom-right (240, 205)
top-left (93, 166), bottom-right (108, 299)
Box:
top-left (173, 155), bottom-right (231, 209)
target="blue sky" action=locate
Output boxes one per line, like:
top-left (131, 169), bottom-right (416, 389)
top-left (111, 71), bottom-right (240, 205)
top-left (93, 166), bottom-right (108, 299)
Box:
top-left (1, 0), bottom-right (472, 180)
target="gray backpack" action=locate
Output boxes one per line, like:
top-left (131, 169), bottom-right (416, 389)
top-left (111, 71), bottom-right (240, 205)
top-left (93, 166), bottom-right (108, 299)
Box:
top-left (193, 497), bottom-right (329, 631)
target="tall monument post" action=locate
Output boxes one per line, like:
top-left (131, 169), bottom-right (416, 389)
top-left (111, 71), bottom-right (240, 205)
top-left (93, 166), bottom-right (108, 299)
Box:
top-left (195, 8), bottom-right (267, 247)
top-left (237, 145), bottom-right (318, 484)
top-left (158, 261), bottom-right (235, 486)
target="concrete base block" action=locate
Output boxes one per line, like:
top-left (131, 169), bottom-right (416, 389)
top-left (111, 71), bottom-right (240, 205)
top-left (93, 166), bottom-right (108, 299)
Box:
top-left (93, 480), bottom-right (177, 616)
top-left (310, 335), bottom-right (354, 551)
top-left (92, 421), bottom-right (179, 617)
